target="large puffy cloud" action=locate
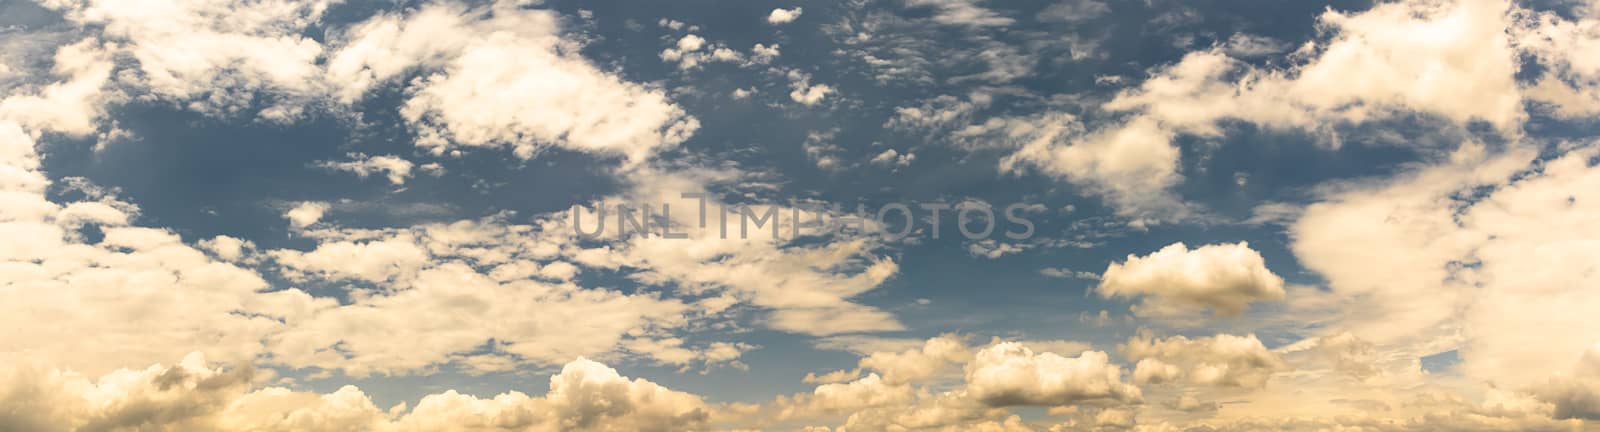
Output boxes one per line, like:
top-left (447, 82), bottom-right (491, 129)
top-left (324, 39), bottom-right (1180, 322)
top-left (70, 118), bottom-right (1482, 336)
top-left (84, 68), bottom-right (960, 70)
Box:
top-left (1290, 141), bottom-right (1600, 393)
top-left (1452, 146), bottom-right (1600, 390)
top-left (976, 114), bottom-right (1189, 218)
top-left (805, 334), bottom-right (973, 386)
top-left (34, 0), bottom-right (698, 164)
top-left (858, 334), bottom-right (972, 385)
top-left (766, 338), bottom-right (1595, 431)
top-left (768, 337), bottom-right (1138, 431)
top-left (0, 38), bottom-right (113, 136)
top-left (1120, 332), bottom-right (1287, 389)
top-left (0, 353), bottom-right (714, 432)
top-left (1516, 1), bottom-right (1600, 117)
top-left (328, 2), bottom-right (699, 164)
top-left (0, 352), bottom-right (262, 432)
top-left (40, 0), bottom-right (332, 120)
top-left (1538, 344), bottom-right (1600, 420)
top-left (1096, 242), bottom-right (1285, 318)
top-left (0, 221), bottom-right (308, 375)
top-left (1106, 0), bottom-right (1525, 133)
top-left (1286, 331), bottom-right (1382, 381)
top-left (1289, 143), bottom-right (1526, 348)
top-left (964, 342), bottom-right (1142, 407)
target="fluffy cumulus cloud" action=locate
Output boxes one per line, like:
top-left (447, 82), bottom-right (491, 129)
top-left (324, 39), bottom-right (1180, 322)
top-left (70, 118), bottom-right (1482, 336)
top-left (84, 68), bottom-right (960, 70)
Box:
top-left (19, 0), bottom-right (701, 164)
top-left (964, 343), bottom-right (1142, 407)
top-left (1539, 344), bottom-right (1600, 420)
top-left (0, 38), bottom-right (113, 135)
top-left (1104, 0), bottom-right (1526, 133)
top-left (329, 2), bottom-right (699, 163)
top-left (1290, 141), bottom-right (1600, 393)
top-left (37, 0), bottom-right (332, 120)
top-left (0, 353), bottom-right (714, 432)
top-left (1517, 1), bottom-right (1600, 117)
top-left (808, 334), bottom-right (972, 385)
top-left (17, 0), bottom-right (700, 164)
top-left (941, 0), bottom-right (1600, 218)
top-left (768, 7), bottom-right (803, 25)
top-left (0, 335), bottom-right (1136, 431)
top-left (767, 337), bottom-right (1142, 430)
top-left (1120, 332), bottom-right (1287, 389)
top-left (787, 70), bottom-right (835, 106)
top-left (1096, 242), bottom-right (1285, 318)
top-left (284, 201), bottom-right (329, 228)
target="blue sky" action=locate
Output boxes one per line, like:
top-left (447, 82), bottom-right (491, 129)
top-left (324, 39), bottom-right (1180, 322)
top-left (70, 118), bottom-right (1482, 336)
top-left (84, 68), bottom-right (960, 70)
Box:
top-left (2, 0), bottom-right (1600, 430)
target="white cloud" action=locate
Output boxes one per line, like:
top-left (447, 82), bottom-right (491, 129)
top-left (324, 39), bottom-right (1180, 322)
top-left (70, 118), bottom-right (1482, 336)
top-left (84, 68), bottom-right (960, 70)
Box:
top-left (330, 3), bottom-right (699, 164)
top-left (624, 338), bottom-right (754, 371)
top-left (964, 342), bottom-right (1141, 407)
top-left (1287, 141), bottom-right (1600, 394)
top-left (0, 39), bottom-right (113, 137)
top-left (770, 337), bottom-right (1131, 430)
top-left (967, 239), bottom-right (1030, 259)
top-left (887, 95), bottom-right (982, 133)
top-left (903, 0), bottom-right (1015, 27)
top-left (970, 113), bottom-right (1190, 218)
top-left (0, 40), bottom-right (325, 379)
top-left (659, 35), bottom-right (768, 70)
top-left (1097, 241), bottom-right (1285, 317)
top-left (316, 153), bottom-right (416, 185)
top-left (801, 129), bottom-right (847, 171)
top-left (1221, 33), bottom-right (1287, 58)
top-left (788, 70), bottom-right (835, 106)
top-left (284, 201), bottom-right (329, 229)
top-left (660, 34), bottom-right (708, 69)
top-left (9, 1), bottom-right (1600, 430)
top-left (1039, 267), bottom-right (1099, 280)
top-left (271, 233), bottom-right (429, 284)
top-left (198, 235), bottom-right (255, 262)
top-left (790, 373), bottom-right (917, 415)
top-left (1131, 358), bottom-right (1182, 385)
top-left (858, 334), bottom-right (972, 385)
top-left (1105, 0), bottom-right (1526, 134)
top-left (1538, 343), bottom-right (1600, 420)
top-left (1517, 1), bottom-right (1600, 117)
top-left (1036, 0), bottom-right (1110, 23)
top-left (869, 148), bottom-right (915, 168)
top-left (40, 0), bottom-right (331, 121)
top-left (751, 43), bottom-right (781, 64)
top-left (767, 7), bottom-right (804, 25)
top-left (1299, 332), bottom-right (1381, 380)
top-left (0, 353), bottom-right (715, 432)
top-left (1121, 332), bottom-right (1287, 389)
top-left (676, 34), bottom-right (706, 52)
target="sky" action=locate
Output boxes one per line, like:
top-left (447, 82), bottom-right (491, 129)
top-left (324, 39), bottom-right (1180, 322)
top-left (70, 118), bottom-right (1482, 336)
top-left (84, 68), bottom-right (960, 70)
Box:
top-left (0, 0), bottom-right (1599, 430)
